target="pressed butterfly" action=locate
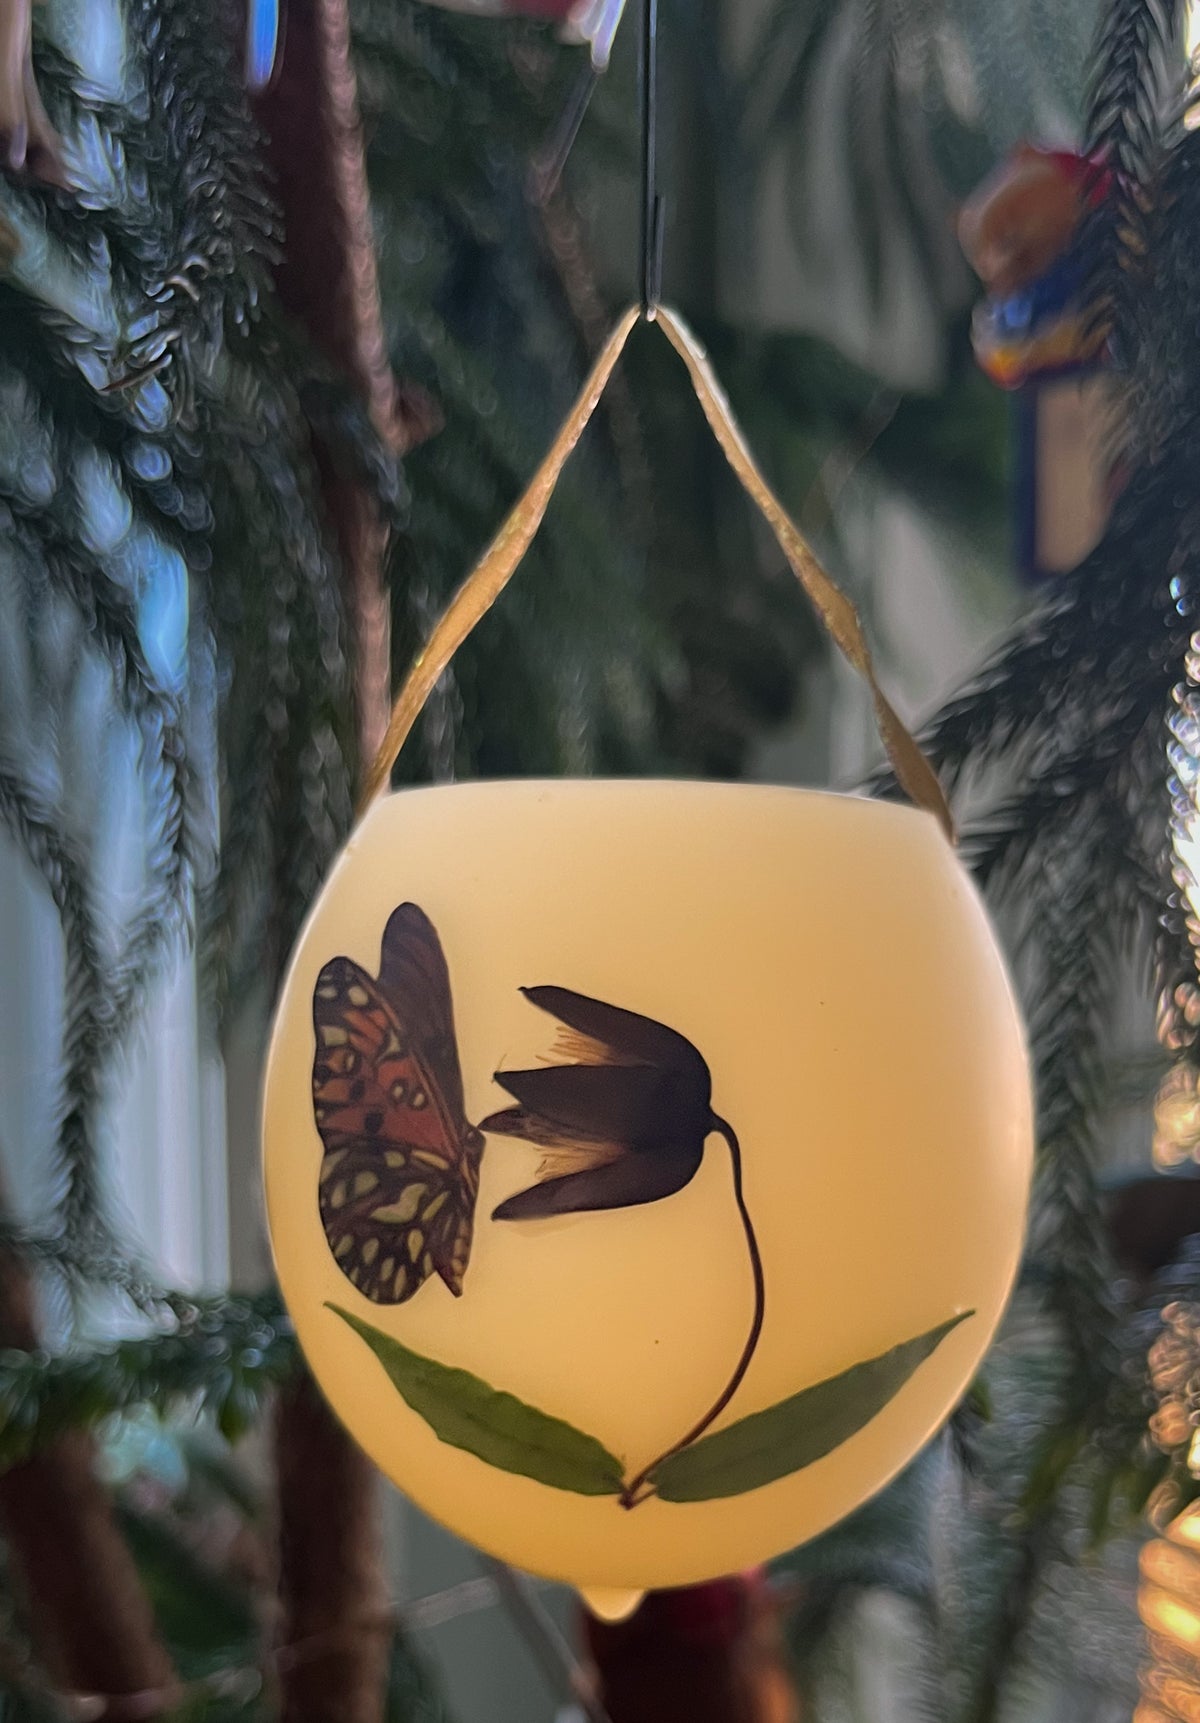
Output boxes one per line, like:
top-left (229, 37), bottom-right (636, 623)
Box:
top-left (312, 903), bottom-right (485, 1303)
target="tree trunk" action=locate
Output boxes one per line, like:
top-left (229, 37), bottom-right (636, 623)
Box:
top-left (255, 0), bottom-right (402, 767)
top-left (272, 1370), bottom-right (393, 1723)
top-left (0, 1231), bottom-right (179, 1713)
top-left (254, 9), bottom-right (399, 1721)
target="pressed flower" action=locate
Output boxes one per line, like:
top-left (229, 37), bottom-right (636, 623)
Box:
top-left (484, 982), bottom-right (764, 1507)
top-left (481, 985), bottom-right (713, 1220)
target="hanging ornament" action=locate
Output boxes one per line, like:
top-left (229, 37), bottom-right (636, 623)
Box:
top-left (958, 143), bottom-right (1121, 582)
top-left (1137, 1302), bottom-right (1200, 1721)
top-left (1138, 1499), bottom-right (1200, 1723)
top-left (262, 308), bottom-right (1033, 1618)
top-left (959, 144), bottom-right (1112, 388)
top-left (263, 0), bottom-right (1032, 1617)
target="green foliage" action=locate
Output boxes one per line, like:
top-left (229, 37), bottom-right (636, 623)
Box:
top-left (1082, 0), bottom-right (1184, 384)
top-left (837, 4), bottom-right (1200, 1713)
top-left (0, 0), bottom-right (376, 1285)
top-left (0, 1293), bottom-right (295, 1466)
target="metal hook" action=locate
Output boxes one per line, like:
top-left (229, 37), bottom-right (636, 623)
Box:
top-left (639, 0), bottom-right (664, 317)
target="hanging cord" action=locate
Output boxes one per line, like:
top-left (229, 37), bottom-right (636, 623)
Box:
top-left (639, 0), bottom-right (664, 314)
top-left (355, 309), bottom-right (639, 813)
top-left (356, 0), bottom-right (953, 841)
top-left (357, 303), bottom-right (954, 841)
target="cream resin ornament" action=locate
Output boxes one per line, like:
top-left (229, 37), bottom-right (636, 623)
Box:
top-left (262, 307), bottom-right (1033, 1614)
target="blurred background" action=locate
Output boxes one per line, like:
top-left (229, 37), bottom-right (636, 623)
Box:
top-left (0, 0), bottom-right (1188, 1718)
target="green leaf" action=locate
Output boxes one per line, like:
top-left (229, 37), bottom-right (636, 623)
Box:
top-left (650, 1312), bottom-right (974, 1503)
top-left (327, 1304), bottom-right (626, 1496)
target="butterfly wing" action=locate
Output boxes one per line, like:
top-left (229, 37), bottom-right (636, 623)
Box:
top-left (312, 906), bottom-right (483, 1303)
top-left (378, 903), bottom-right (468, 1123)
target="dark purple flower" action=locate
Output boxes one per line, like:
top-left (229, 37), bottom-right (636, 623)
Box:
top-left (482, 986), bottom-right (714, 1220)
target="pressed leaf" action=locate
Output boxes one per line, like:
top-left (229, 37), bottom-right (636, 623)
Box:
top-left (650, 1311), bottom-right (973, 1502)
top-left (328, 1304), bottom-right (626, 1496)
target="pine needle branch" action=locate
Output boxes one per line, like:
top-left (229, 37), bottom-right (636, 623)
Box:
top-left (0, 1291), bottom-right (295, 1471)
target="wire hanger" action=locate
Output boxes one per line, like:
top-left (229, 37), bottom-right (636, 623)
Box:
top-left (639, 0), bottom-right (665, 316)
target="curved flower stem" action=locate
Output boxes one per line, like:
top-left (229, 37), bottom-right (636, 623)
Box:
top-left (619, 1115), bottom-right (765, 1508)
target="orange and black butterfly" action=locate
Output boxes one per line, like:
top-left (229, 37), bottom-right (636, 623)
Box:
top-left (311, 904), bottom-right (484, 1303)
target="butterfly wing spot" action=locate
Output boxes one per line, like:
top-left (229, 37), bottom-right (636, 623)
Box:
top-left (352, 1171), bottom-right (379, 1198)
top-left (384, 1151), bottom-right (406, 1169)
top-left (412, 1150), bottom-right (448, 1170)
top-left (370, 1184), bottom-right (426, 1225)
top-left (317, 983), bottom-right (339, 1000)
top-left (390, 1079), bottom-right (407, 1104)
top-left (347, 984), bottom-right (370, 1007)
top-left (380, 1255), bottom-right (395, 1281)
top-left (410, 1088), bottom-right (429, 1110)
top-left (320, 1025), bottom-right (349, 1047)
top-left (321, 1046), bottom-right (357, 1076)
top-left (424, 1190), bottom-right (449, 1222)
top-left (394, 1267), bottom-right (408, 1298)
top-left (362, 1238), bottom-right (379, 1266)
top-left (329, 1180), bottom-right (348, 1209)
top-left (320, 1150), bottom-right (346, 1183)
top-left (334, 1234), bottom-right (353, 1260)
top-left (422, 1252), bottom-right (434, 1278)
top-left (406, 1230), bottom-right (424, 1263)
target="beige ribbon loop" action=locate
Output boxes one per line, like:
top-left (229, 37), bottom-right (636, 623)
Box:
top-left (357, 306), bottom-right (640, 814)
top-left (362, 304), bottom-right (954, 843)
top-left (654, 307), bottom-right (954, 842)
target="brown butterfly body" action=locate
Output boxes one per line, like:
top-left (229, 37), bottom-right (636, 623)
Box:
top-left (312, 905), bottom-right (484, 1303)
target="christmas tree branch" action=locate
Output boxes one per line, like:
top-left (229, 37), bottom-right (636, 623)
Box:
top-left (0, 1291), bottom-right (296, 1470)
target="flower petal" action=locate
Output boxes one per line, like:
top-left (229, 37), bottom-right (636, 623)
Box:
top-left (520, 986), bottom-right (712, 1092)
top-left (491, 1140), bottom-right (704, 1220)
top-left (478, 1104), bottom-right (572, 1148)
top-left (487, 1063), bottom-right (707, 1147)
